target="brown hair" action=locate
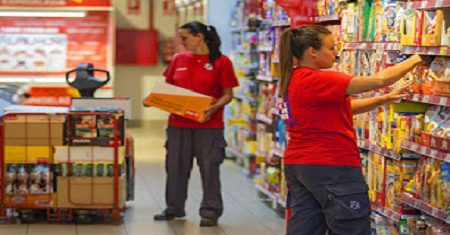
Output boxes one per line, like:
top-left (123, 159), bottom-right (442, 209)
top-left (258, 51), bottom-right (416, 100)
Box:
top-left (180, 21), bottom-right (222, 65)
top-left (279, 25), bottom-right (332, 98)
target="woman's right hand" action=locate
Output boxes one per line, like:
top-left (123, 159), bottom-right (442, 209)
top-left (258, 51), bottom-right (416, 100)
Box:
top-left (143, 97), bottom-right (150, 107)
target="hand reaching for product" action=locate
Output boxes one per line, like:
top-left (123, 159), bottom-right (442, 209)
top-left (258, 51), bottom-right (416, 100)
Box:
top-left (385, 80), bottom-right (414, 103)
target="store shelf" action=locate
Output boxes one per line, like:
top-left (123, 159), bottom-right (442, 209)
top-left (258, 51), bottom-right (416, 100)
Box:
top-left (271, 19), bottom-right (290, 27)
top-left (405, 0), bottom-right (450, 9)
top-left (255, 183), bottom-right (277, 199)
top-left (256, 113), bottom-right (273, 125)
top-left (271, 107), bottom-right (278, 115)
top-left (230, 26), bottom-right (250, 33)
top-left (230, 49), bottom-right (257, 54)
top-left (233, 94), bottom-right (247, 100)
top-left (315, 15), bottom-right (340, 22)
top-left (371, 202), bottom-right (402, 222)
top-left (256, 75), bottom-right (277, 82)
top-left (272, 147), bottom-right (284, 157)
top-left (400, 193), bottom-right (450, 224)
top-left (405, 93), bottom-right (450, 106)
top-left (401, 46), bottom-right (450, 56)
top-left (227, 147), bottom-right (245, 159)
top-left (357, 140), bottom-right (402, 160)
top-left (343, 43), bottom-right (401, 51)
top-left (401, 140), bottom-right (450, 162)
top-left (275, 193), bottom-right (286, 208)
top-left (257, 46), bottom-right (274, 52)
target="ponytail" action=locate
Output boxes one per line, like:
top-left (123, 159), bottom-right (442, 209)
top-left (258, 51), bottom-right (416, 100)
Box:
top-left (206, 25), bottom-right (222, 65)
top-left (279, 29), bottom-right (295, 98)
top-left (180, 21), bottom-right (222, 65)
top-left (278, 26), bottom-right (332, 98)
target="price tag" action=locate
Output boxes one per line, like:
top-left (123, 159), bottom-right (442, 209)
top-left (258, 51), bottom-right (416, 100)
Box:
top-left (430, 149), bottom-right (438, 157)
top-left (412, 143), bottom-right (419, 151)
top-left (423, 95), bottom-right (430, 103)
top-left (414, 200), bottom-right (421, 208)
top-left (440, 97), bottom-right (448, 106)
top-left (429, 47), bottom-right (439, 55)
top-left (407, 1), bottom-right (413, 9)
top-left (421, 1), bottom-right (428, 8)
top-left (440, 46), bottom-right (449, 55)
top-left (419, 47), bottom-right (426, 53)
top-left (431, 208), bottom-right (439, 217)
top-left (413, 94), bottom-right (420, 101)
top-left (436, 0), bottom-right (444, 7)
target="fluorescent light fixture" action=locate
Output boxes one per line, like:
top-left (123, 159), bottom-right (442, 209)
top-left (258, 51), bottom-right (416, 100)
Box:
top-left (0, 11), bottom-right (86, 17)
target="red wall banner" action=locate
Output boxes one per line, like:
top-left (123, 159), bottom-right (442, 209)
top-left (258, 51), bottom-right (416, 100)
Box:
top-left (0, 12), bottom-right (110, 75)
top-left (0, 0), bottom-right (111, 7)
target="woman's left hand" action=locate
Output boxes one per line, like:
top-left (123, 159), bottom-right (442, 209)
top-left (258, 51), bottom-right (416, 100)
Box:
top-left (384, 80), bottom-right (414, 103)
top-left (200, 105), bottom-right (220, 123)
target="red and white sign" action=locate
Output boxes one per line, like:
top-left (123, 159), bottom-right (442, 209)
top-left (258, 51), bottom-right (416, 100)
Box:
top-left (163, 0), bottom-right (176, 16)
top-left (0, 11), bottom-right (110, 76)
top-left (0, 0), bottom-right (111, 7)
top-left (127, 0), bottom-right (141, 15)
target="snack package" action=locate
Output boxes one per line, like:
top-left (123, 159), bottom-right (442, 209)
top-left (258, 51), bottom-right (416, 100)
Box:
top-left (441, 162), bottom-right (450, 212)
top-left (427, 57), bottom-right (449, 96)
top-left (401, 9), bottom-right (416, 45)
top-left (386, 159), bottom-right (395, 209)
top-left (394, 159), bottom-right (419, 214)
top-left (375, 0), bottom-right (384, 42)
top-left (430, 159), bottom-right (443, 208)
top-left (429, 107), bottom-right (450, 135)
top-left (393, 3), bottom-right (405, 42)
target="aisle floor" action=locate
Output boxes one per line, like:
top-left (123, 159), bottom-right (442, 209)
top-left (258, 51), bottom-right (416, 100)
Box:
top-left (0, 122), bottom-right (285, 235)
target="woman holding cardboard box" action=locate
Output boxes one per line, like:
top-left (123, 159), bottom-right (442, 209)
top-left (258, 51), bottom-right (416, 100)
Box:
top-left (148, 21), bottom-right (239, 227)
top-left (278, 25), bottom-right (430, 235)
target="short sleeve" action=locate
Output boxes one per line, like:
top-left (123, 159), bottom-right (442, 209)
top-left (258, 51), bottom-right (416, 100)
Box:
top-left (218, 56), bottom-right (239, 89)
top-left (312, 71), bottom-right (354, 103)
top-left (163, 55), bottom-right (178, 84)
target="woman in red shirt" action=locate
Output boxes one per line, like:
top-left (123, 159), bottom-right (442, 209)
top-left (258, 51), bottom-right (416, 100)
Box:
top-left (151, 22), bottom-right (239, 227)
top-left (278, 26), bottom-right (428, 234)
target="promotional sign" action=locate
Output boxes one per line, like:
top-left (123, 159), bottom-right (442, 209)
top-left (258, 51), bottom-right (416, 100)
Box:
top-left (0, 12), bottom-right (110, 76)
top-left (127, 0), bottom-right (141, 15)
top-left (0, 0), bottom-right (111, 7)
top-left (273, 0), bottom-right (315, 27)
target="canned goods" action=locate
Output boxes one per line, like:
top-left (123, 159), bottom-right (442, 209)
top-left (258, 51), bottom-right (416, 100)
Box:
top-left (60, 164), bottom-right (68, 177)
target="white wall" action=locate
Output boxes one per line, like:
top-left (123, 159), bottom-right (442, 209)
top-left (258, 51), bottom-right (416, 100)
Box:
top-left (207, 0), bottom-right (240, 56)
top-left (113, 0), bottom-right (177, 123)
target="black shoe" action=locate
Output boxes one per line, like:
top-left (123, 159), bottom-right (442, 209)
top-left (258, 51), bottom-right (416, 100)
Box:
top-left (153, 210), bottom-right (186, 221)
top-left (200, 218), bottom-right (218, 227)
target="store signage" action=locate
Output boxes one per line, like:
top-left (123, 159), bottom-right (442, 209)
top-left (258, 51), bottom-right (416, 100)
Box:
top-left (0, 0), bottom-right (111, 7)
top-left (127, 0), bottom-right (141, 15)
top-left (163, 0), bottom-right (176, 16)
top-left (0, 12), bottom-right (110, 76)
top-left (273, 0), bottom-right (315, 27)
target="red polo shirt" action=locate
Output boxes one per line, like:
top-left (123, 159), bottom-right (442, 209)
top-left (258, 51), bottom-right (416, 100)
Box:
top-left (280, 67), bottom-right (361, 167)
top-left (163, 52), bottom-right (239, 128)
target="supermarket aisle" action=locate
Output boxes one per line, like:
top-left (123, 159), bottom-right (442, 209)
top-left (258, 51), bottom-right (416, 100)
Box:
top-left (0, 121), bottom-right (285, 235)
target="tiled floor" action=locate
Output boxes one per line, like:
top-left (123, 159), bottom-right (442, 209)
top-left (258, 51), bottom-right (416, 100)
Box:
top-left (0, 122), bottom-right (285, 235)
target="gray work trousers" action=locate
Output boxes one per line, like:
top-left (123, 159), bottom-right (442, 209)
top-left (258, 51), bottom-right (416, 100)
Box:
top-left (285, 164), bottom-right (371, 235)
top-left (164, 126), bottom-right (227, 219)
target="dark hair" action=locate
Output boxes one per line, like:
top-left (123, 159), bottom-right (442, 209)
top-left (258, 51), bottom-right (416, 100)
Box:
top-left (180, 21), bottom-right (222, 64)
top-left (279, 25), bottom-right (332, 98)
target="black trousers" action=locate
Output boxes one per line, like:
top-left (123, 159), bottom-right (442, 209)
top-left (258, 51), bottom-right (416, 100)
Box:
top-left (164, 126), bottom-right (227, 219)
top-left (285, 164), bottom-right (371, 235)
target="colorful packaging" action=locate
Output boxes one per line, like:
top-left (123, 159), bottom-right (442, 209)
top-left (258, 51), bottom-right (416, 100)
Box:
top-left (441, 162), bottom-right (450, 212)
top-left (386, 159), bottom-right (395, 209)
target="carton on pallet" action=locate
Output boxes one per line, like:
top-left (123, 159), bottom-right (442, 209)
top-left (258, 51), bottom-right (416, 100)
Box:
top-left (56, 176), bottom-right (126, 209)
top-left (54, 146), bottom-right (124, 164)
top-left (3, 114), bottom-right (65, 146)
top-left (144, 81), bottom-right (216, 122)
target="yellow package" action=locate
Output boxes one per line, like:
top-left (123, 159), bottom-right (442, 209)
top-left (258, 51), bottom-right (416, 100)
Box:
top-left (393, 159), bottom-right (419, 211)
top-left (441, 162), bottom-right (450, 211)
top-left (385, 159), bottom-right (395, 209)
top-left (430, 159), bottom-right (443, 208)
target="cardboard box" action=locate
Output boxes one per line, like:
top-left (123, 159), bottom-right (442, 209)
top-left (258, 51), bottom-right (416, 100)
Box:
top-left (144, 81), bottom-right (216, 122)
top-left (54, 146), bottom-right (124, 164)
top-left (56, 176), bottom-right (126, 209)
top-left (4, 146), bottom-right (52, 164)
top-left (401, 9), bottom-right (417, 46)
top-left (4, 194), bottom-right (56, 208)
top-left (3, 114), bottom-right (65, 146)
top-left (422, 10), bottom-right (444, 46)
